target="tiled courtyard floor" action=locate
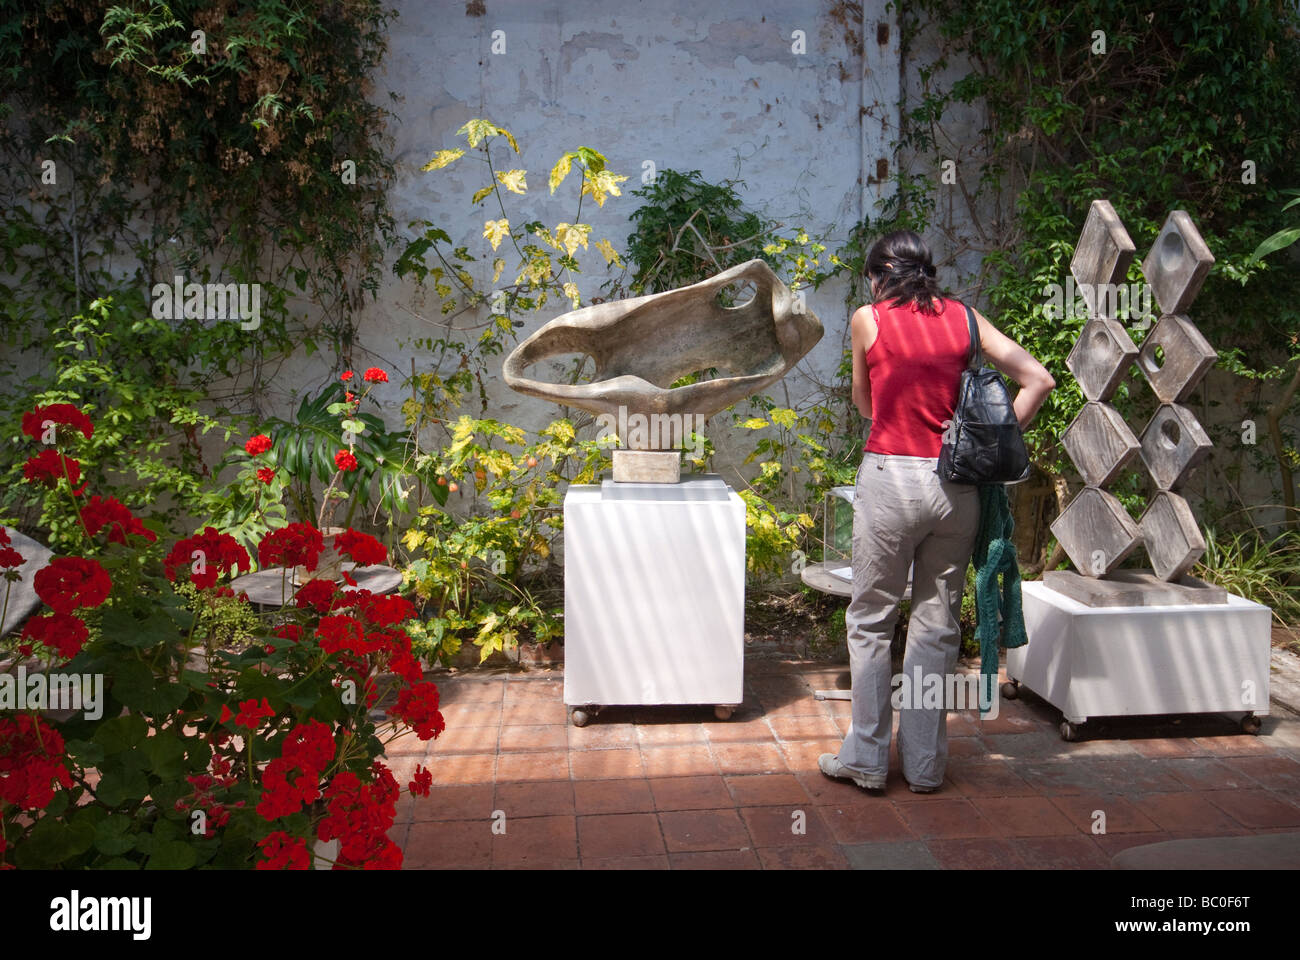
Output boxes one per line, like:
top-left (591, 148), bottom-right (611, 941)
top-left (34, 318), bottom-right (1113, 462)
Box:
top-left (384, 661), bottom-right (1300, 869)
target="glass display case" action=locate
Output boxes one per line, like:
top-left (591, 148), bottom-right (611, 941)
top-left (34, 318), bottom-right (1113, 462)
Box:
top-left (824, 485), bottom-right (855, 582)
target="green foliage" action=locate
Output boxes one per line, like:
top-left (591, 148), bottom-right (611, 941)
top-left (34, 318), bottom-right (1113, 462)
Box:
top-left (1195, 526), bottom-right (1300, 625)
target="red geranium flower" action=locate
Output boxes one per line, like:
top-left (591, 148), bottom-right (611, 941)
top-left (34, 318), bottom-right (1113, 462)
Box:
top-left (333, 528), bottom-right (386, 567)
top-left (163, 527), bottom-right (251, 589)
top-left (22, 449), bottom-right (83, 491)
top-left (82, 495), bottom-right (157, 544)
top-left (334, 449), bottom-right (358, 472)
top-left (362, 367), bottom-right (388, 383)
top-left (256, 467), bottom-right (276, 485)
top-left (20, 612), bottom-right (89, 659)
top-left (33, 557), bottom-right (112, 614)
top-left (315, 614), bottom-right (369, 656)
top-left (0, 715), bottom-right (73, 810)
top-left (0, 547), bottom-right (23, 569)
top-left (258, 523), bottom-right (324, 572)
top-left (292, 578), bottom-right (339, 614)
top-left (233, 697), bottom-right (275, 730)
top-left (21, 403), bottom-right (94, 443)
top-left (256, 831), bottom-right (310, 870)
top-left (339, 370), bottom-right (354, 382)
top-left (244, 434), bottom-right (272, 456)
top-left (359, 594), bottom-right (415, 628)
top-left (387, 681), bottom-right (445, 741)
top-left (409, 764), bottom-right (432, 797)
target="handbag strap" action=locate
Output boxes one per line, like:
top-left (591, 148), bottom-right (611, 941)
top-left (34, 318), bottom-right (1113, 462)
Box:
top-left (963, 303), bottom-right (982, 370)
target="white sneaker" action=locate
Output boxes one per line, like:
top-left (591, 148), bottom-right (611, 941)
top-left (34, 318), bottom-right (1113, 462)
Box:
top-left (818, 753), bottom-right (886, 791)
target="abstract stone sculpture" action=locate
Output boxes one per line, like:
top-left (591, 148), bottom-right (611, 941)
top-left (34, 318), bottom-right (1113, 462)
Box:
top-left (503, 258), bottom-right (823, 480)
top-left (1050, 202), bottom-right (1219, 590)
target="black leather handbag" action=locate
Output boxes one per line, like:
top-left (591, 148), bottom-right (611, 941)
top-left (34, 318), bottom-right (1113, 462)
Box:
top-left (936, 304), bottom-right (1030, 484)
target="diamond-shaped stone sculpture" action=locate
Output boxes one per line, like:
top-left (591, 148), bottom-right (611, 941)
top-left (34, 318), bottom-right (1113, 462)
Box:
top-left (1138, 403), bottom-right (1212, 491)
top-left (1065, 318), bottom-right (1139, 401)
top-left (1137, 314), bottom-right (1217, 403)
top-left (1141, 210), bottom-right (1215, 316)
top-left (1139, 491), bottom-right (1207, 581)
top-left (1050, 486), bottom-right (1141, 577)
top-left (1071, 199), bottom-right (1137, 319)
top-left (1054, 203), bottom-right (1219, 586)
top-left (1061, 402), bottom-right (1140, 486)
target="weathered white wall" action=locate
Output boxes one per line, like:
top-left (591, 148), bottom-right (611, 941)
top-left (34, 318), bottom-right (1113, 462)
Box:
top-left (327, 0), bottom-right (901, 484)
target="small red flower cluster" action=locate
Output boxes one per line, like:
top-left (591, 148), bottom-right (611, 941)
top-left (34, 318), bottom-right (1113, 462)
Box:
top-left (20, 611), bottom-right (89, 660)
top-left (0, 528), bottom-right (24, 570)
top-left (334, 449), bottom-right (358, 472)
top-left (22, 449), bottom-right (84, 492)
top-left (33, 557), bottom-right (112, 614)
top-left (362, 367), bottom-right (388, 383)
top-left (21, 403), bottom-right (94, 442)
top-left (316, 760), bottom-right (403, 869)
top-left (221, 697), bottom-right (274, 731)
top-left (388, 681), bottom-right (446, 742)
top-left (258, 522), bottom-right (324, 572)
top-left (333, 528), bottom-right (386, 566)
top-left (0, 715), bottom-right (73, 810)
top-left (244, 434), bottom-right (272, 456)
top-left (409, 764), bottom-right (432, 797)
top-left (256, 467), bottom-right (276, 485)
top-left (255, 719), bottom-right (335, 821)
top-left (82, 495), bottom-right (156, 544)
top-left (163, 527), bottom-right (251, 589)
top-left (256, 832), bottom-right (310, 870)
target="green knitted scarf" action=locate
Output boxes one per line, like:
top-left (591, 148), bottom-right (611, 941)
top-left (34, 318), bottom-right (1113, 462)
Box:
top-left (970, 483), bottom-right (1028, 716)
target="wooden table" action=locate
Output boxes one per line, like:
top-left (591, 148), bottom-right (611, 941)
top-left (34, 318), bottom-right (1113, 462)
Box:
top-left (229, 565), bottom-right (404, 608)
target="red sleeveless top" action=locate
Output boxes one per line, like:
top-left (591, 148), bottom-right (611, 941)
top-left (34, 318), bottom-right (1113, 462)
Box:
top-left (863, 297), bottom-right (971, 457)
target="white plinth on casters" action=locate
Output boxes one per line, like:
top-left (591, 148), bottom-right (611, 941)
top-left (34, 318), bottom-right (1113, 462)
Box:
top-left (562, 475), bottom-right (746, 722)
top-left (1007, 580), bottom-right (1271, 737)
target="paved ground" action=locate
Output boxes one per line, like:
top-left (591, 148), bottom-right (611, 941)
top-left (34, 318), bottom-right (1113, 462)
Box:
top-left (385, 661), bottom-right (1300, 869)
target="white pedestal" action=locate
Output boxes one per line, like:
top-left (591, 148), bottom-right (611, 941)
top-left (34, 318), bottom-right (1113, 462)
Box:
top-left (563, 475), bottom-right (745, 711)
top-left (1008, 581), bottom-right (1271, 725)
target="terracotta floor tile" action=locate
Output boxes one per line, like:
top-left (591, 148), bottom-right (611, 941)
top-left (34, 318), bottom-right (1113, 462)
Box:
top-left (969, 796), bottom-right (1080, 837)
top-left (794, 769), bottom-right (881, 806)
top-left (494, 780), bottom-right (574, 818)
top-left (566, 722), bottom-right (638, 749)
top-left (426, 724), bottom-right (499, 756)
top-left (981, 731), bottom-right (1069, 761)
top-left (440, 702), bottom-right (503, 727)
top-left (660, 809), bottom-right (751, 853)
top-left (582, 855), bottom-right (671, 870)
top-left (634, 722), bottom-right (708, 746)
top-left (498, 724), bottom-right (568, 753)
top-left (973, 713), bottom-right (1051, 736)
top-left (778, 739), bottom-right (847, 774)
top-left (1123, 737), bottom-right (1204, 759)
top-left (640, 744), bottom-right (718, 778)
top-left (1161, 757), bottom-right (1260, 791)
top-left (1086, 759), bottom-right (1189, 795)
top-left (701, 718), bottom-right (777, 743)
top-left (491, 815), bottom-right (578, 865)
top-left (1007, 759), bottom-right (1113, 796)
top-left (757, 845), bottom-right (850, 869)
top-left (494, 751), bottom-right (569, 783)
top-left (383, 731), bottom-right (431, 758)
top-left (724, 774), bottom-right (811, 807)
top-left (925, 837), bottom-right (1027, 869)
top-left (1048, 793), bottom-right (1161, 834)
top-left (574, 779), bottom-right (655, 816)
top-left (1224, 755), bottom-right (1300, 792)
top-left (1188, 734), bottom-right (1275, 757)
top-left (501, 700), bottom-right (568, 726)
top-left (740, 805), bottom-right (836, 847)
top-left (438, 680), bottom-right (505, 704)
top-left (1092, 831), bottom-right (1172, 859)
top-left (712, 742), bottom-right (788, 775)
top-left (1202, 788), bottom-right (1300, 828)
top-left (404, 819), bottom-right (492, 868)
top-left (817, 801), bottom-right (914, 844)
top-left (429, 753), bottom-right (496, 785)
top-left (577, 812), bottom-right (666, 859)
top-left (668, 849), bottom-right (760, 869)
top-left (947, 738), bottom-right (991, 759)
top-left (502, 680), bottom-right (564, 703)
top-left (946, 712), bottom-right (981, 738)
top-left (894, 798), bottom-right (997, 839)
top-left (1057, 738), bottom-right (1145, 759)
top-left (762, 698), bottom-right (834, 719)
top-left (1132, 792), bottom-right (1247, 834)
top-left (768, 716), bottom-right (842, 741)
top-left (1011, 835), bottom-right (1111, 869)
top-left (882, 770), bottom-right (957, 802)
top-left (508, 859), bottom-right (581, 870)
top-left (649, 776), bottom-right (733, 811)
top-left (411, 784), bottom-right (494, 822)
top-left (569, 747), bottom-right (643, 780)
top-left (945, 759), bottom-right (1037, 797)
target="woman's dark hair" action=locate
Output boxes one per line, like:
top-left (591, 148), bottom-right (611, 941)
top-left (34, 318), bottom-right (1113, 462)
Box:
top-left (866, 230), bottom-right (944, 313)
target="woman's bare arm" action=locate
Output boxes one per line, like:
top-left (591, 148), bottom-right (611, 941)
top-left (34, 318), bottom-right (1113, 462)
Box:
top-left (849, 305), bottom-right (876, 420)
top-left (973, 308), bottom-right (1056, 429)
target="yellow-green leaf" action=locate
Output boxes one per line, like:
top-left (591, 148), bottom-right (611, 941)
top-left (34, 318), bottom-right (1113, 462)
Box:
top-left (594, 238), bottom-right (623, 267)
top-left (563, 281), bottom-right (580, 308)
top-left (421, 149), bottom-right (464, 171)
top-left (741, 417), bottom-right (769, 430)
top-left (496, 169), bottom-right (527, 194)
top-left (549, 152), bottom-right (574, 194)
top-left (458, 119), bottom-right (497, 148)
top-left (769, 407), bottom-right (797, 429)
top-left (492, 258), bottom-right (505, 283)
top-left (483, 218), bottom-right (510, 251)
top-left (471, 185), bottom-right (494, 205)
top-left (580, 169), bottom-right (628, 208)
top-left (554, 222), bottom-right (591, 256)
top-left (498, 126), bottom-right (520, 152)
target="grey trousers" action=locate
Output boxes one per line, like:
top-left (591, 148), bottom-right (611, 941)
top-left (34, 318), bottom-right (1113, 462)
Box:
top-left (835, 451), bottom-right (980, 788)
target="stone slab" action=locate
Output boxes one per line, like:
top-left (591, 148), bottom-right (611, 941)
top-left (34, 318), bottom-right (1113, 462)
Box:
top-left (1043, 569), bottom-right (1226, 607)
top-left (612, 449), bottom-right (680, 483)
top-left (1113, 832), bottom-right (1300, 870)
top-left (0, 526), bottom-right (54, 637)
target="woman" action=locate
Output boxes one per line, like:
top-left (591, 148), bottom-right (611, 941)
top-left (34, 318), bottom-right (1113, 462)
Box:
top-left (820, 230), bottom-right (1055, 793)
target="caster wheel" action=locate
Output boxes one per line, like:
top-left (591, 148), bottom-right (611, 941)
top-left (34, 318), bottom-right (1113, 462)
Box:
top-left (1241, 714), bottom-right (1262, 735)
top-left (1000, 680), bottom-right (1019, 700)
top-left (1059, 720), bottom-right (1080, 742)
top-left (570, 709), bottom-right (591, 727)
top-left (714, 705), bottom-right (735, 721)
